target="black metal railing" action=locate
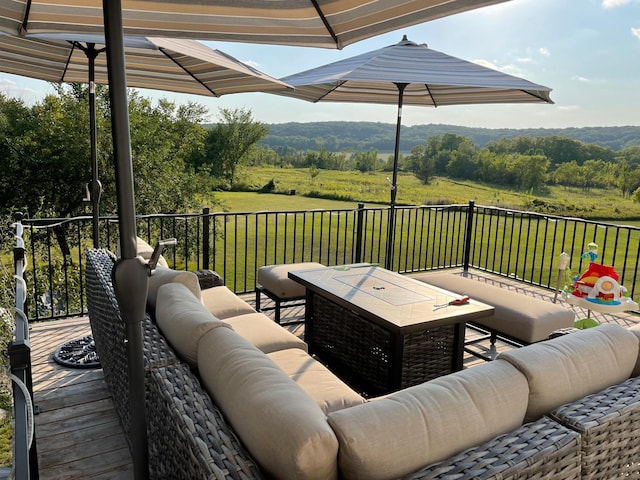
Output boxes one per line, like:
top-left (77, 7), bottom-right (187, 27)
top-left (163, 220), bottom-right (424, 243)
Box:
top-left (9, 201), bottom-right (640, 480)
top-left (16, 201), bottom-right (640, 322)
top-left (8, 212), bottom-right (39, 479)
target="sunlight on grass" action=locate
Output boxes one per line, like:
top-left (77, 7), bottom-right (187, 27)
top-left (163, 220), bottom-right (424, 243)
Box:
top-left (219, 165), bottom-right (640, 220)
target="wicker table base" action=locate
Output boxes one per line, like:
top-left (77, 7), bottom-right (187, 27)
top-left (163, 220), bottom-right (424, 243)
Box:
top-left (309, 293), bottom-right (462, 396)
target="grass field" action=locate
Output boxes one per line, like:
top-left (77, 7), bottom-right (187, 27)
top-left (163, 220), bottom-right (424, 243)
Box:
top-left (220, 165), bottom-right (640, 222)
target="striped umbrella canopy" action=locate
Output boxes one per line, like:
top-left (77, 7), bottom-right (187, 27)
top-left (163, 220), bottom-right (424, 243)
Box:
top-left (279, 35), bottom-right (553, 106)
top-left (0, 0), bottom-right (513, 49)
top-left (0, 33), bottom-right (290, 248)
top-left (0, 33), bottom-right (290, 95)
top-left (278, 35), bottom-right (553, 269)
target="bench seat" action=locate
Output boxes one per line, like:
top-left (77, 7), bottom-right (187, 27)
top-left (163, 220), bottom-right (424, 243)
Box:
top-left (410, 272), bottom-right (575, 344)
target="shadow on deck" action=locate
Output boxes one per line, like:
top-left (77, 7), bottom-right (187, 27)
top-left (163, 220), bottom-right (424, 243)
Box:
top-left (29, 270), bottom-right (639, 478)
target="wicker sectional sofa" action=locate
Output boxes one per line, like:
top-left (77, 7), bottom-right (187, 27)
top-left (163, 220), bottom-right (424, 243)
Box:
top-left (85, 248), bottom-right (640, 479)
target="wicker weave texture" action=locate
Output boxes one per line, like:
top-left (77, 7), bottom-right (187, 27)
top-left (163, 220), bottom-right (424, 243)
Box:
top-left (311, 293), bottom-right (391, 394)
top-left (195, 269), bottom-right (224, 289)
top-left (148, 363), bottom-right (262, 480)
top-left (310, 293), bottom-right (457, 395)
top-left (404, 416), bottom-right (581, 480)
top-left (550, 375), bottom-right (640, 480)
top-left (401, 326), bottom-right (456, 387)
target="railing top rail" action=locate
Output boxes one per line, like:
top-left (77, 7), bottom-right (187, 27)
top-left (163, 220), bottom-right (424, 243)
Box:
top-left (473, 203), bottom-right (640, 230)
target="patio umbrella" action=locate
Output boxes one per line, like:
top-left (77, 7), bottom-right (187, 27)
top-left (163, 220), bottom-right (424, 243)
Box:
top-left (1, 1), bottom-right (517, 478)
top-left (0, 33), bottom-right (290, 248)
top-left (1, 0), bottom-right (514, 49)
top-left (277, 35), bottom-right (553, 269)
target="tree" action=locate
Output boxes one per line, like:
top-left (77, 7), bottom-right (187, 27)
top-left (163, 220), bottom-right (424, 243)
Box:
top-left (123, 94), bottom-right (210, 214)
top-left (201, 108), bottom-right (269, 185)
top-left (353, 150), bottom-right (379, 172)
top-left (407, 145), bottom-right (436, 184)
top-left (1, 87), bottom-right (93, 219)
top-left (446, 140), bottom-right (477, 179)
top-left (512, 154), bottom-right (549, 191)
top-left (0, 86), bottom-right (213, 218)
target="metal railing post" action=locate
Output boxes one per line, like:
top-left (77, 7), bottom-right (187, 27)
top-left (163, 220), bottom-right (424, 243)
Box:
top-left (463, 201), bottom-right (475, 272)
top-left (354, 203), bottom-right (365, 263)
top-left (9, 212), bottom-right (39, 479)
top-left (202, 207), bottom-right (210, 269)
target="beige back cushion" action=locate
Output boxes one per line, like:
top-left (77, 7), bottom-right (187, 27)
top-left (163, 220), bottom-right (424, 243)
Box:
top-left (327, 359), bottom-right (528, 480)
top-left (155, 282), bottom-right (230, 366)
top-left (200, 286), bottom-right (256, 319)
top-left (225, 312), bottom-right (308, 353)
top-left (116, 236), bottom-right (169, 268)
top-left (499, 323), bottom-right (639, 422)
top-left (198, 327), bottom-right (339, 480)
top-left (147, 266), bottom-right (201, 310)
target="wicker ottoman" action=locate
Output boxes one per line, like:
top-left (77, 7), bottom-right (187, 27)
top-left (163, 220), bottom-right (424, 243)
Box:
top-left (256, 262), bottom-right (324, 324)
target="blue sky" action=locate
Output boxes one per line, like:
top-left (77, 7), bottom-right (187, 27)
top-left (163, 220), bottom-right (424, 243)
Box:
top-left (1, 0), bottom-right (638, 129)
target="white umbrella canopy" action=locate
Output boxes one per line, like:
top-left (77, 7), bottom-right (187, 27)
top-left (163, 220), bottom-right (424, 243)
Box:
top-left (278, 35), bottom-right (553, 269)
top-left (1, 0), bottom-right (514, 48)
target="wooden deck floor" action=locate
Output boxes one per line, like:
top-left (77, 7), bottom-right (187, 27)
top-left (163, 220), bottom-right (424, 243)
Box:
top-left (29, 270), bottom-right (639, 479)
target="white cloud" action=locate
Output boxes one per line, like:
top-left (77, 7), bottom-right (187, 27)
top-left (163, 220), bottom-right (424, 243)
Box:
top-left (516, 57), bottom-right (533, 63)
top-left (602, 0), bottom-right (630, 7)
top-left (473, 59), bottom-right (498, 69)
top-left (242, 59), bottom-right (261, 69)
top-left (538, 47), bottom-right (551, 57)
top-left (572, 75), bottom-right (591, 83)
top-left (0, 77), bottom-right (37, 96)
top-left (632, 27), bottom-right (640, 39)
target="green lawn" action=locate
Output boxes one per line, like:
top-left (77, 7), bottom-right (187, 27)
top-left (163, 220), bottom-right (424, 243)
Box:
top-left (213, 191), bottom-right (367, 212)
top-left (221, 165), bottom-right (640, 221)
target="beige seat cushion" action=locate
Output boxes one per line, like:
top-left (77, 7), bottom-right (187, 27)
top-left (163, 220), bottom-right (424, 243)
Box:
top-left (268, 348), bottom-right (366, 415)
top-left (413, 272), bottom-right (575, 343)
top-left (327, 359), bottom-right (528, 480)
top-left (200, 286), bottom-right (256, 319)
top-left (116, 236), bottom-right (169, 268)
top-left (258, 262), bottom-right (325, 298)
top-left (498, 323), bottom-right (639, 422)
top-left (147, 266), bottom-right (201, 310)
top-left (198, 327), bottom-right (339, 480)
top-left (155, 282), bottom-right (230, 366)
top-left (225, 312), bottom-right (308, 353)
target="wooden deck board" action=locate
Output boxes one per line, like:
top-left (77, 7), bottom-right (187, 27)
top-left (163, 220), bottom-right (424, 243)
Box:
top-left (28, 271), bottom-right (639, 478)
top-left (30, 317), bottom-right (133, 480)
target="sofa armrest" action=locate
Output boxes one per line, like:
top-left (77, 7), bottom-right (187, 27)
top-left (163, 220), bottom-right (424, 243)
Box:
top-left (148, 362), bottom-right (263, 479)
top-left (549, 375), bottom-right (640, 478)
top-left (195, 269), bottom-right (224, 289)
top-left (403, 416), bottom-right (581, 479)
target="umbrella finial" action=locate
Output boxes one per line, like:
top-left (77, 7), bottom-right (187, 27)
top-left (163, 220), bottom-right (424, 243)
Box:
top-left (398, 35), bottom-right (419, 46)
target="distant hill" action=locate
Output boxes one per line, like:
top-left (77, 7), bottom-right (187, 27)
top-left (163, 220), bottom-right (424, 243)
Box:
top-left (258, 122), bottom-right (640, 153)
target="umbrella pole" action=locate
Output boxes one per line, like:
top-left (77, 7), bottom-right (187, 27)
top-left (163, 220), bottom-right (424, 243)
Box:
top-left (103, 2), bottom-right (150, 479)
top-left (385, 83), bottom-right (407, 271)
top-left (87, 44), bottom-right (102, 249)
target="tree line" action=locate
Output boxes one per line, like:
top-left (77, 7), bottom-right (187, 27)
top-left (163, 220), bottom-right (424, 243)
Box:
top-left (259, 121), bottom-right (640, 152)
top-left (3, 86), bottom-right (640, 225)
top-left (250, 133), bottom-right (640, 199)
